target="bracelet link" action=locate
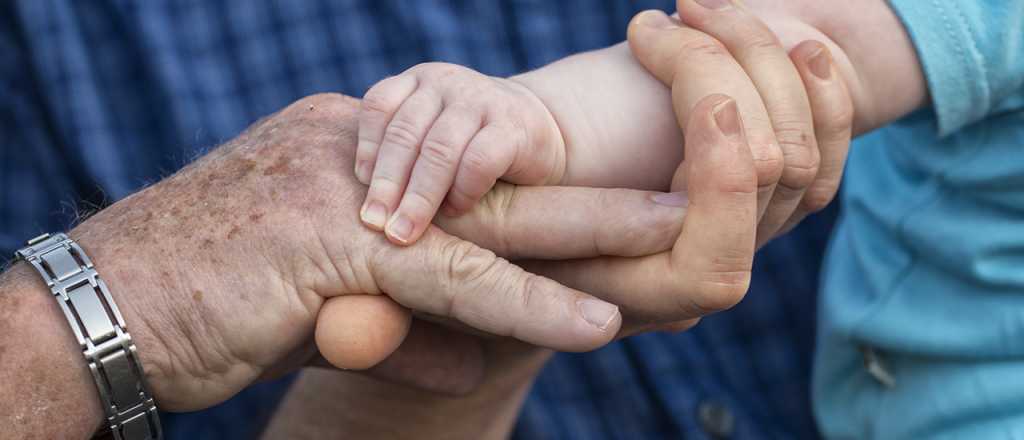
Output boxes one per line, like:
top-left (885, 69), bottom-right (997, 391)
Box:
top-left (17, 233), bottom-right (162, 440)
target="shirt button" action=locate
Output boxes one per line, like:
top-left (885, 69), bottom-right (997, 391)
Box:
top-left (860, 345), bottom-right (896, 388)
top-left (697, 400), bottom-right (735, 438)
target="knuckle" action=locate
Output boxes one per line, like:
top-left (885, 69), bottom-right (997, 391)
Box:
top-left (692, 269), bottom-right (751, 312)
top-left (413, 63), bottom-right (473, 86)
top-left (800, 180), bottom-right (839, 213)
top-left (360, 89), bottom-right (398, 117)
top-left (470, 183), bottom-right (518, 256)
top-left (825, 104), bottom-right (856, 134)
top-left (460, 148), bottom-right (497, 181)
top-left (402, 188), bottom-right (437, 213)
top-left (776, 131), bottom-right (820, 189)
top-left (382, 120), bottom-right (423, 150)
top-left (680, 34), bottom-right (730, 58)
top-left (420, 137), bottom-right (460, 168)
top-left (738, 32), bottom-right (783, 56)
top-left (752, 142), bottom-right (785, 187)
top-left (517, 273), bottom-right (541, 313)
top-left (441, 239), bottom-right (499, 285)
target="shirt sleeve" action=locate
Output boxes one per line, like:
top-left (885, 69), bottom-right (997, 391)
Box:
top-left (887, 0), bottom-right (1024, 136)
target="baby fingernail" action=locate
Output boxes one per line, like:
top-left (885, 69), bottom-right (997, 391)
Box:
top-left (808, 46), bottom-right (833, 80)
top-left (361, 201), bottom-right (388, 230)
top-left (355, 160), bottom-right (371, 184)
top-left (386, 215), bottom-right (414, 244)
top-left (652, 191), bottom-right (689, 207)
top-left (579, 299), bottom-right (619, 331)
top-left (637, 10), bottom-right (678, 29)
top-left (713, 98), bottom-right (742, 137)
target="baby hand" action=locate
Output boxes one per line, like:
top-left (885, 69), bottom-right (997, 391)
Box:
top-left (355, 62), bottom-right (566, 245)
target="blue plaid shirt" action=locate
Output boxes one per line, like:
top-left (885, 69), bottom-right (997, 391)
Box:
top-left (1, 1), bottom-right (835, 438)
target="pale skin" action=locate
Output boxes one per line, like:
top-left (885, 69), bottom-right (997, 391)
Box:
top-left (271, 0), bottom-right (928, 438)
top-left (354, 0), bottom-right (924, 249)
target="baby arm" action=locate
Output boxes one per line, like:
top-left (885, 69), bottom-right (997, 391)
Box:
top-left (353, 44), bottom-right (682, 245)
top-left (354, 0), bottom-right (926, 246)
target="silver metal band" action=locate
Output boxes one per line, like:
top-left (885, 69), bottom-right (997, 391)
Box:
top-left (16, 233), bottom-right (162, 440)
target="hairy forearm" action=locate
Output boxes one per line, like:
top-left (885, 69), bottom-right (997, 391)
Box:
top-left (0, 263), bottom-right (103, 439)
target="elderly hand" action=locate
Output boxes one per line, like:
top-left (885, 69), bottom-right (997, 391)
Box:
top-left (43, 93), bottom-right (710, 416)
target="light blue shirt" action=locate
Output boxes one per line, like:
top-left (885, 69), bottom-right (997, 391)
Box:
top-left (814, 1), bottom-right (1024, 438)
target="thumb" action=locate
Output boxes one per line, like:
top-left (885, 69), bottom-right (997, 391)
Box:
top-left (627, 10), bottom-right (696, 87)
top-left (371, 230), bottom-right (622, 352)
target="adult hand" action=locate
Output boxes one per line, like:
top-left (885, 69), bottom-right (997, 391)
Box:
top-left (53, 94), bottom-right (704, 414)
top-left (629, 2), bottom-right (855, 247)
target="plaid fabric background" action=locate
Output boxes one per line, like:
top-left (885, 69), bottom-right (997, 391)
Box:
top-left (0, 1), bottom-right (834, 438)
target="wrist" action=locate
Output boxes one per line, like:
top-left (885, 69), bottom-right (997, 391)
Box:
top-left (0, 261), bottom-right (105, 438)
top-left (505, 74), bottom-right (570, 185)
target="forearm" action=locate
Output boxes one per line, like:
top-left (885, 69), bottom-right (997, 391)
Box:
top-left (263, 345), bottom-right (551, 439)
top-left (0, 262), bottom-right (103, 439)
top-left (512, 43), bottom-right (683, 191)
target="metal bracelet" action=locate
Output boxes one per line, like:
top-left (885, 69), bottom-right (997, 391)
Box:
top-left (16, 233), bottom-right (162, 440)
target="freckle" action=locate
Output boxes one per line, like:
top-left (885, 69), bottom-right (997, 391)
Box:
top-left (241, 158), bottom-right (258, 173)
top-left (142, 211), bottom-right (154, 222)
top-left (263, 156), bottom-right (291, 176)
top-left (249, 212), bottom-right (264, 223)
top-left (801, 133), bottom-right (808, 143)
top-left (192, 290), bottom-right (203, 302)
top-left (160, 271), bottom-right (171, 282)
top-left (226, 225), bottom-right (241, 239)
top-left (308, 105), bottom-right (315, 111)
top-left (171, 207), bottom-right (182, 217)
top-left (201, 239), bottom-right (214, 249)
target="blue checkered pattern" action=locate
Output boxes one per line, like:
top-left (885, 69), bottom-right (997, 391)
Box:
top-left (1, 1), bottom-right (833, 438)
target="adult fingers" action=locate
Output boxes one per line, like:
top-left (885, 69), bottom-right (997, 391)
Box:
top-left (527, 95), bottom-right (757, 323)
top-left (675, 0), bottom-right (820, 247)
top-left (780, 41), bottom-right (854, 233)
top-left (628, 10), bottom-right (783, 221)
top-left (369, 229), bottom-right (622, 352)
top-left (435, 183), bottom-right (688, 260)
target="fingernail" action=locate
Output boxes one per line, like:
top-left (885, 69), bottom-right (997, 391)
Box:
top-left (713, 98), bottom-right (742, 137)
top-left (578, 299), bottom-right (619, 331)
top-left (808, 46), bottom-right (832, 80)
top-left (361, 201), bottom-right (388, 230)
top-left (694, 0), bottom-right (733, 10)
top-left (386, 214), bottom-right (414, 244)
top-left (637, 10), bottom-right (678, 29)
top-left (354, 160), bottom-right (371, 184)
top-left (652, 191), bottom-right (689, 207)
